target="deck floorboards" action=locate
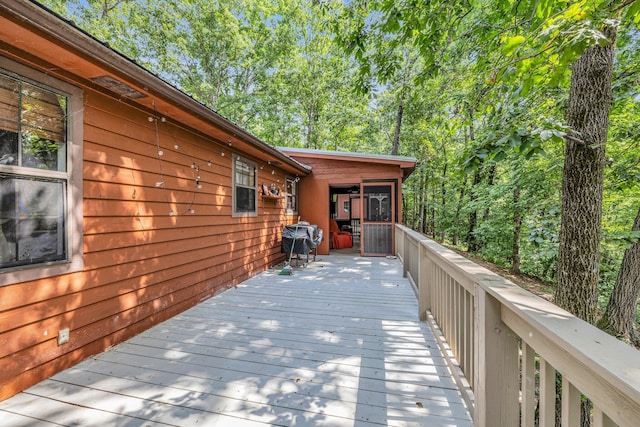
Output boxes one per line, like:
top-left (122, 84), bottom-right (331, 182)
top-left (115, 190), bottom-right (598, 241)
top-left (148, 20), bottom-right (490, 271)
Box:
top-left (0, 254), bottom-right (472, 426)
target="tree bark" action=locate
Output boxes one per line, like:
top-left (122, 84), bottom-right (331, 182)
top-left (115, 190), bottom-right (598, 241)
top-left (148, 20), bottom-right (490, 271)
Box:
top-left (467, 168), bottom-right (482, 253)
top-left (421, 170), bottom-right (429, 234)
top-left (411, 181), bottom-right (420, 230)
top-left (417, 169), bottom-right (425, 232)
top-left (511, 185), bottom-right (522, 275)
top-left (598, 206), bottom-right (640, 344)
top-left (305, 100), bottom-right (315, 148)
top-left (452, 176), bottom-right (466, 246)
top-left (440, 156), bottom-right (447, 242)
top-left (430, 185), bottom-right (436, 238)
top-left (555, 25), bottom-right (617, 324)
top-left (465, 108), bottom-right (482, 253)
top-left (482, 163), bottom-right (496, 221)
top-left (391, 89), bottom-right (405, 155)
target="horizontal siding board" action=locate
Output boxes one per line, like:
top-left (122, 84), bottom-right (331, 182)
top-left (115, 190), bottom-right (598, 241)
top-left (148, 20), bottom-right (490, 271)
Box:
top-left (0, 245), bottom-right (284, 361)
top-left (83, 214), bottom-right (288, 235)
top-left (83, 124), bottom-right (232, 171)
top-left (83, 223), bottom-right (284, 253)
top-left (82, 154), bottom-right (232, 194)
top-left (298, 158), bottom-right (404, 181)
top-left (81, 231), bottom-right (280, 270)
top-left (0, 238), bottom-right (283, 313)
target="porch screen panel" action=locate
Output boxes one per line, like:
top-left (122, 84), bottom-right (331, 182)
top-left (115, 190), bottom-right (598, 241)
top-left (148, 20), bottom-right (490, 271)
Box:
top-left (362, 223), bottom-right (393, 255)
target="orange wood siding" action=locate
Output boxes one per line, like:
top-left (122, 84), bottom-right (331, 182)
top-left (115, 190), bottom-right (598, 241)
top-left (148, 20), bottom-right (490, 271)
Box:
top-left (297, 177), bottom-right (330, 254)
top-left (0, 87), bottom-right (294, 401)
top-left (290, 156), bottom-right (405, 255)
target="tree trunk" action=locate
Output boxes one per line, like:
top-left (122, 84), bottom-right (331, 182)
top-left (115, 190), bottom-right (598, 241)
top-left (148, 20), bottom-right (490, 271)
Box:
top-left (391, 89), bottom-right (405, 155)
top-left (482, 163), bottom-right (496, 221)
top-left (512, 185), bottom-right (522, 275)
top-left (431, 185), bottom-right (436, 239)
top-left (416, 169), bottom-right (424, 232)
top-left (411, 181), bottom-right (420, 230)
top-left (453, 175), bottom-right (467, 246)
top-left (440, 160), bottom-right (447, 242)
top-left (305, 102), bottom-right (314, 148)
top-left (598, 206), bottom-right (640, 344)
top-left (467, 168), bottom-right (482, 253)
top-left (421, 171), bottom-right (429, 234)
top-left (555, 25), bottom-right (617, 324)
top-left (465, 107), bottom-right (481, 253)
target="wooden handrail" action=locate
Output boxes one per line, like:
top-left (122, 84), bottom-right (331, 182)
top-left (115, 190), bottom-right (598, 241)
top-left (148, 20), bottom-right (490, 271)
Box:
top-left (395, 224), bottom-right (640, 427)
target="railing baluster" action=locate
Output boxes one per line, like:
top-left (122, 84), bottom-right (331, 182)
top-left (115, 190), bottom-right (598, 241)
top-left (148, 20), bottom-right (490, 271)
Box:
top-left (465, 289), bottom-right (473, 382)
top-left (539, 358), bottom-right (556, 427)
top-left (521, 343), bottom-right (536, 427)
top-left (561, 376), bottom-right (581, 427)
top-left (435, 266), bottom-right (441, 326)
top-left (454, 281), bottom-right (461, 361)
top-left (444, 274), bottom-right (450, 344)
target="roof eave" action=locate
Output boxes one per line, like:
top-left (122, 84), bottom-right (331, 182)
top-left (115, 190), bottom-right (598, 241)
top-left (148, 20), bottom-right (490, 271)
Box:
top-left (279, 147), bottom-right (416, 180)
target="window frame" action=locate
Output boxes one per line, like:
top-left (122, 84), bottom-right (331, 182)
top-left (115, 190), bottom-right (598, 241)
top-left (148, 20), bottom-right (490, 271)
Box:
top-left (232, 154), bottom-right (257, 218)
top-left (285, 176), bottom-right (298, 215)
top-left (1, 57), bottom-right (83, 285)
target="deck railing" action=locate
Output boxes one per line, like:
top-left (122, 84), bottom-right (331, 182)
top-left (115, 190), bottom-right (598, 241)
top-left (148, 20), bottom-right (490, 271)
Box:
top-left (395, 224), bottom-right (640, 427)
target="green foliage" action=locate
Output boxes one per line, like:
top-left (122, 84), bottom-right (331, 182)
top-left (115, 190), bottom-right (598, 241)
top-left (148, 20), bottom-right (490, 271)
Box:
top-left (37, 0), bottom-right (640, 314)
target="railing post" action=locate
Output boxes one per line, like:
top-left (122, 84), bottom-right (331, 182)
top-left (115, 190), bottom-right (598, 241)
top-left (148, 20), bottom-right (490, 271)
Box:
top-left (474, 286), bottom-right (519, 427)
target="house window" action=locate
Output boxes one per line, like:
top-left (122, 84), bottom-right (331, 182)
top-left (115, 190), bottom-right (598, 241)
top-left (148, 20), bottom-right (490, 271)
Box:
top-left (286, 176), bottom-right (298, 214)
top-left (1, 58), bottom-right (83, 285)
top-left (232, 154), bottom-right (257, 217)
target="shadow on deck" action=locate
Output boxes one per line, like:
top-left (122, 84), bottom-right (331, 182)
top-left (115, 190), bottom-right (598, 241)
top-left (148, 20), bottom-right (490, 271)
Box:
top-left (0, 254), bottom-right (472, 427)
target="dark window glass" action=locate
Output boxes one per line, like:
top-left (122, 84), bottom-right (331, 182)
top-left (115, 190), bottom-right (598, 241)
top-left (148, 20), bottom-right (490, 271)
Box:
top-left (1, 176), bottom-right (66, 268)
top-left (233, 156), bottom-right (256, 214)
top-left (235, 186), bottom-right (256, 212)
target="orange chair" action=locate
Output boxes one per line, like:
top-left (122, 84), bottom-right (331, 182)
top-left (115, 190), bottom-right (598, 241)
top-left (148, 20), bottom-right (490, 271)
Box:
top-left (330, 219), bottom-right (352, 249)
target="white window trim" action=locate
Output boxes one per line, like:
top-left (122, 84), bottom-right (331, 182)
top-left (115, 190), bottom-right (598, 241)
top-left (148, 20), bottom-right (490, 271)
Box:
top-left (285, 176), bottom-right (298, 215)
top-left (231, 154), bottom-right (257, 218)
top-left (1, 56), bottom-right (83, 286)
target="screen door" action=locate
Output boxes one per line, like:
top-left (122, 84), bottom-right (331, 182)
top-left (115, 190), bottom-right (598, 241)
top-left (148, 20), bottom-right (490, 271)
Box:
top-left (360, 182), bottom-right (394, 256)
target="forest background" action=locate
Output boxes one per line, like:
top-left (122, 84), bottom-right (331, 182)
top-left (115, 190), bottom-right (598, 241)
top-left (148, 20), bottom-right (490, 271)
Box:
top-left (38, 1), bottom-right (639, 337)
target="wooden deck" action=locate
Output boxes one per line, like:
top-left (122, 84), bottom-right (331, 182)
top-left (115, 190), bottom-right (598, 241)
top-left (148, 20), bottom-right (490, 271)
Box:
top-left (0, 254), bottom-right (472, 427)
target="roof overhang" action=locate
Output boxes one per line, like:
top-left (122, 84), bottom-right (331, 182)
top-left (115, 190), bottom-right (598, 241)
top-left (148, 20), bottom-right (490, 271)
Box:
top-left (280, 147), bottom-right (417, 180)
top-left (0, 1), bottom-right (311, 176)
